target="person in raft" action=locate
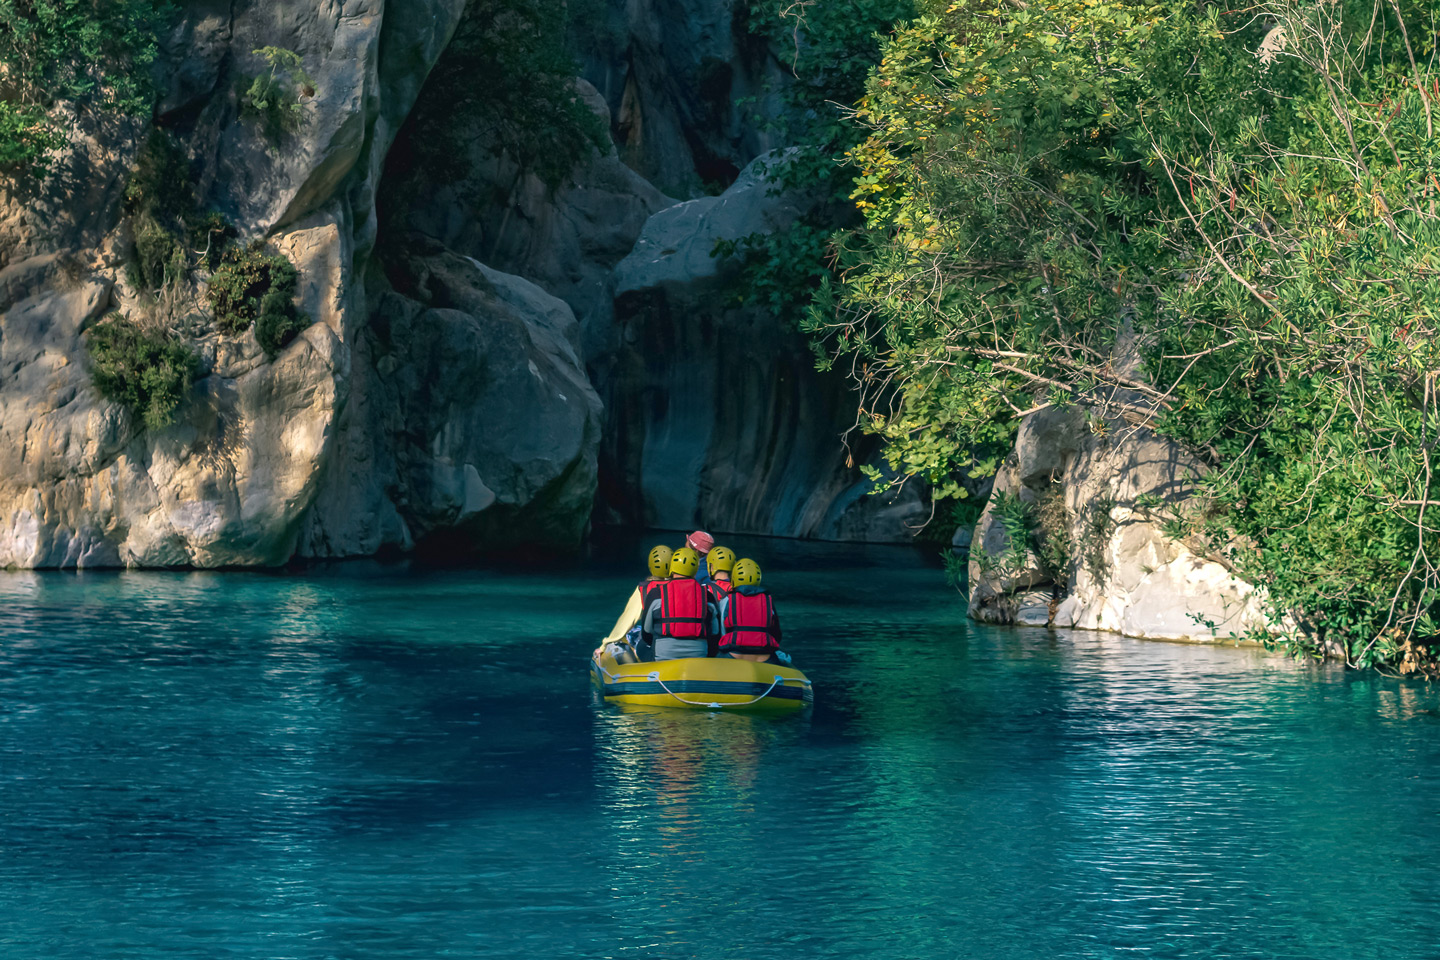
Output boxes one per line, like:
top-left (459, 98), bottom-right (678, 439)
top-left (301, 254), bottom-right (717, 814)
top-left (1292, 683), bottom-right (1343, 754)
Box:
top-left (704, 545), bottom-right (737, 657)
top-left (598, 544), bottom-right (674, 655)
top-left (685, 530), bottom-right (716, 587)
top-left (641, 546), bottom-right (719, 660)
top-left (716, 558), bottom-right (788, 664)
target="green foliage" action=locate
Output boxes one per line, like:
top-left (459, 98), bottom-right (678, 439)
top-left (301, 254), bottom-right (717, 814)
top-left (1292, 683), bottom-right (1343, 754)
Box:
top-left (206, 243), bottom-right (306, 355)
top-left (942, 548), bottom-right (967, 592)
top-left (712, 1), bottom-right (916, 321)
top-left (949, 494), bottom-right (985, 533)
top-left (403, 0), bottom-right (608, 191)
top-left (0, 101), bottom-right (67, 170)
top-left (973, 491), bottom-right (1032, 582)
top-left (712, 223), bottom-right (834, 326)
top-left (0, 0), bottom-right (172, 177)
top-left (124, 131), bottom-right (195, 291)
top-left (973, 489), bottom-right (1071, 584)
top-left (191, 211), bottom-right (236, 273)
top-left (86, 313), bottom-right (199, 431)
top-left (123, 130), bottom-right (236, 292)
top-left (1032, 489), bottom-right (1072, 581)
top-left (239, 46), bottom-right (316, 143)
top-left (812, 0), bottom-right (1440, 668)
top-left (744, 0), bottom-right (917, 176)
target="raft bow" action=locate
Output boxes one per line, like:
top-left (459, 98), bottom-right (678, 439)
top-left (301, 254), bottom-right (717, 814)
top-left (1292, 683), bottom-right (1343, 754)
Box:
top-left (590, 641), bottom-right (812, 711)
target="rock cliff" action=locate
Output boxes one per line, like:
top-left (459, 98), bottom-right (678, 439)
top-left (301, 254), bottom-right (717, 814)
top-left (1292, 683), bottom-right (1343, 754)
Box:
top-left (600, 153), bottom-right (925, 540)
top-left (0, 0), bottom-right (920, 569)
top-left (966, 406), bottom-right (1271, 643)
top-left (576, 0), bottom-right (790, 194)
top-left (0, 0), bottom-right (607, 567)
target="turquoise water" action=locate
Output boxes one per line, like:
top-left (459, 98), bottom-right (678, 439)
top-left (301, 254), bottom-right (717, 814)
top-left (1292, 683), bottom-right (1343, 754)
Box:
top-left (3, 538), bottom-right (1439, 959)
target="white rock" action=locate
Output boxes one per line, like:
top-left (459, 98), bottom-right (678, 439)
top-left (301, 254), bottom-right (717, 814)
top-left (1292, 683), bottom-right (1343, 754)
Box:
top-left (969, 405), bottom-right (1274, 642)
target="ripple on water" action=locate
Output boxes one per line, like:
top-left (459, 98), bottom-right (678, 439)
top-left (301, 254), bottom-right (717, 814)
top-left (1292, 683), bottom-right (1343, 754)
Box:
top-left (1, 552), bottom-right (1439, 959)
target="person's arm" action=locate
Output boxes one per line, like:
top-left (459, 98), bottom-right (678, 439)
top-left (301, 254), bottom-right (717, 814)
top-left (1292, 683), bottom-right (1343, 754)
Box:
top-left (771, 601), bottom-right (782, 645)
top-left (642, 597), bottom-right (658, 643)
top-left (602, 587), bottom-right (644, 643)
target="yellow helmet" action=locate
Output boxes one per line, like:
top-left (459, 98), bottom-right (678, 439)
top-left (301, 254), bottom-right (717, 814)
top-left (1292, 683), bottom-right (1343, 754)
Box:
top-left (732, 558), bottom-right (762, 586)
top-left (707, 545), bottom-right (736, 577)
top-left (647, 545), bottom-right (673, 579)
top-left (669, 546), bottom-right (700, 578)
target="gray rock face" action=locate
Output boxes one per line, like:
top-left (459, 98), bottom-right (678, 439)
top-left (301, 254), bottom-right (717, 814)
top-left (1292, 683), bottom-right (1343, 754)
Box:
top-left (298, 250), bottom-right (602, 558)
top-left (599, 153), bottom-right (927, 541)
top-left (967, 406), bottom-right (1271, 642)
top-left (392, 78), bottom-right (676, 361)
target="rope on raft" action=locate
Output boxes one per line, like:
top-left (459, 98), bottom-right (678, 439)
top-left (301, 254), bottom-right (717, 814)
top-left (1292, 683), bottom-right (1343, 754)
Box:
top-left (592, 641), bottom-right (809, 708)
top-left (651, 672), bottom-right (787, 709)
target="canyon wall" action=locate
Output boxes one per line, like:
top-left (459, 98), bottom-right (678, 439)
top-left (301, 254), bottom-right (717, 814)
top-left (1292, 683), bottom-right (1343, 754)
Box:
top-left (0, 0), bottom-right (922, 569)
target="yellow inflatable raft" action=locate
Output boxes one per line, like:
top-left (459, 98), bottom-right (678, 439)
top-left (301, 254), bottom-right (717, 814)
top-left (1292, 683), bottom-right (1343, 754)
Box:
top-left (590, 641), bottom-right (813, 711)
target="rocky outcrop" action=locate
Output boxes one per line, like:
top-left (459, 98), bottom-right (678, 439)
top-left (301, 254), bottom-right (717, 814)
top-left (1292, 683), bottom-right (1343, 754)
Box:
top-left (0, 0), bottom-right (608, 569)
top-left (598, 153), bottom-right (927, 541)
top-left (0, 250), bottom-right (342, 568)
top-left (380, 51), bottom-right (925, 544)
top-left (967, 406), bottom-right (1271, 642)
top-left (389, 78), bottom-right (676, 361)
top-left (298, 249), bottom-right (602, 559)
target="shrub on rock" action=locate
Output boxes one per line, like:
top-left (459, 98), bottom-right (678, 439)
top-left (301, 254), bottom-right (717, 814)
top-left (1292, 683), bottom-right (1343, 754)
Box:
top-left (86, 314), bottom-right (200, 431)
top-left (207, 243), bottom-right (307, 354)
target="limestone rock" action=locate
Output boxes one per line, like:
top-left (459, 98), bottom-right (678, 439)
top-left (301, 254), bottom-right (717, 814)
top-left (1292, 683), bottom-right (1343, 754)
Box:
top-left (0, 273), bottom-right (341, 568)
top-left (969, 406), bottom-right (1272, 642)
top-left (601, 153), bottom-right (927, 542)
top-left (613, 149), bottom-right (811, 298)
top-left (297, 249), bottom-right (603, 558)
top-left (580, 0), bottom-right (792, 193)
top-left (392, 78), bottom-right (675, 361)
top-left (0, 0), bottom-right (472, 569)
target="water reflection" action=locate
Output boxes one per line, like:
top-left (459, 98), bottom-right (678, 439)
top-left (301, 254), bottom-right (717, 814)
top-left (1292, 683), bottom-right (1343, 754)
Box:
top-left (596, 706), bottom-right (806, 828)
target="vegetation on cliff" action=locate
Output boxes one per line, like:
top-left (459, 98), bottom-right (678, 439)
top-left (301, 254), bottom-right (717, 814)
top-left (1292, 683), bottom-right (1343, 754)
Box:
top-left (713, 0), bottom-right (915, 327)
top-left (208, 243), bottom-right (307, 356)
top-left (239, 46), bottom-right (316, 144)
top-left (87, 313), bottom-right (199, 431)
top-left (0, 0), bottom-right (171, 176)
top-left (802, 0), bottom-right (1439, 667)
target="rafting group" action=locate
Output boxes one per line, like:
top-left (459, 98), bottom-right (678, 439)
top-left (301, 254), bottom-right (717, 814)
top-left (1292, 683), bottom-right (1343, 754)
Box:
top-left (599, 530), bottom-right (786, 663)
top-left (590, 531), bottom-right (812, 710)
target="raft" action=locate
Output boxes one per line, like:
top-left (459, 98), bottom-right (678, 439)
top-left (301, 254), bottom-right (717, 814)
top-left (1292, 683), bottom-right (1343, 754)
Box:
top-left (590, 641), bottom-right (813, 712)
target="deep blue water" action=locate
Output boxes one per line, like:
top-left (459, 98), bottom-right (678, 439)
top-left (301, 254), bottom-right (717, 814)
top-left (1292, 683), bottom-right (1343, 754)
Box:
top-left (2, 538), bottom-right (1439, 959)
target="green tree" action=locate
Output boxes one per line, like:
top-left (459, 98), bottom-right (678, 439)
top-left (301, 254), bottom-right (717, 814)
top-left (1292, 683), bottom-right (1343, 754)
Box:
top-left (239, 46), bottom-right (316, 143)
top-left (712, 1), bottom-right (916, 329)
top-left (811, 0), bottom-right (1440, 667)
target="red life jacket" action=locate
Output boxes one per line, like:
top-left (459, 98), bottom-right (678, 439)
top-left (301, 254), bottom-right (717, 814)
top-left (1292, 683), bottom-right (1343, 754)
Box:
top-left (649, 577), bottom-right (709, 639)
top-left (708, 579), bottom-right (735, 604)
top-left (719, 590), bottom-right (779, 653)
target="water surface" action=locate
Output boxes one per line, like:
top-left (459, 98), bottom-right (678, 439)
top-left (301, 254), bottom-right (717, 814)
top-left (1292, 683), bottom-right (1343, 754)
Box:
top-left (2, 538), bottom-right (1438, 959)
